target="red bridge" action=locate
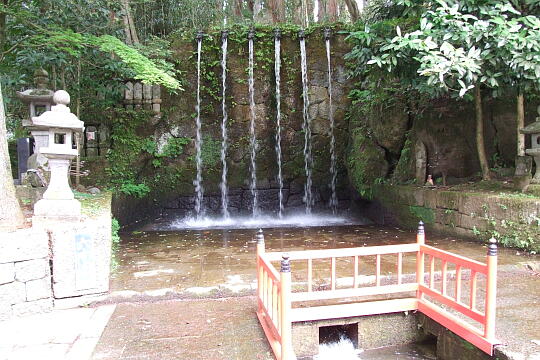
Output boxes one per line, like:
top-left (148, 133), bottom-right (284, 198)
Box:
top-left (256, 222), bottom-right (499, 360)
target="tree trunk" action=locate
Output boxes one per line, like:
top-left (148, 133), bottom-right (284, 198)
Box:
top-left (267, 0), bottom-right (284, 22)
top-left (317, 0), bottom-right (326, 21)
top-left (0, 83), bottom-right (25, 231)
top-left (121, 0), bottom-right (139, 45)
top-left (327, 0), bottom-right (337, 21)
top-left (343, 0), bottom-right (359, 21)
top-left (475, 86), bottom-right (491, 180)
top-left (0, 0), bottom-right (8, 51)
top-left (517, 92), bottom-right (525, 157)
top-left (233, 0), bottom-right (243, 17)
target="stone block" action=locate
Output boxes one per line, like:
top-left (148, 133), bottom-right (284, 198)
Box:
top-left (0, 263), bottom-right (15, 284)
top-left (357, 313), bottom-right (422, 349)
top-left (0, 228), bottom-right (49, 264)
top-left (51, 218), bottom-right (111, 298)
top-left (436, 191), bottom-right (461, 211)
top-left (292, 322), bottom-right (318, 358)
top-left (424, 189), bottom-right (438, 209)
top-left (395, 186), bottom-right (424, 206)
top-left (0, 299), bottom-right (12, 321)
top-left (488, 197), bottom-right (540, 225)
top-left (460, 215), bottom-right (489, 231)
top-left (459, 193), bottom-right (487, 217)
top-left (0, 281), bottom-right (26, 304)
top-left (25, 277), bottom-right (52, 301)
top-left (11, 298), bottom-right (53, 317)
top-left (435, 209), bottom-right (461, 227)
top-left (15, 258), bottom-right (49, 282)
top-left (437, 328), bottom-right (490, 360)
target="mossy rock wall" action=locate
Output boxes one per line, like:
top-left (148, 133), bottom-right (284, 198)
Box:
top-left (157, 26), bottom-right (353, 215)
top-left (347, 91), bottom-right (540, 198)
top-left (370, 184), bottom-right (540, 252)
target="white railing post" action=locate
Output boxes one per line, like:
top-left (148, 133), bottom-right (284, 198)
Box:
top-left (257, 229), bottom-right (265, 312)
top-left (280, 254), bottom-right (293, 360)
top-left (484, 238), bottom-right (497, 340)
top-left (416, 221), bottom-right (425, 300)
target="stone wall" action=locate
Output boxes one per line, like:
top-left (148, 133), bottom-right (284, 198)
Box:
top-left (1, 191), bottom-right (113, 320)
top-left (0, 228), bottom-right (53, 321)
top-left (369, 184), bottom-right (540, 252)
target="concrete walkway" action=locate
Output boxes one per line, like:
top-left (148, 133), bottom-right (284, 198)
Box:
top-left (91, 297), bottom-right (272, 360)
top-left (0, 305), bottom-right (115, 360)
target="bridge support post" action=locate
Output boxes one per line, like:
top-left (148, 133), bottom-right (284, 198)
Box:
top-left (416, 221), bottom-right (425, 300)
top-left (257, 229), bottom-right (265, 313)
top-left (484, 238), bottom-right (497, 340)
top-left (280, 254), bottom-right (293, 360)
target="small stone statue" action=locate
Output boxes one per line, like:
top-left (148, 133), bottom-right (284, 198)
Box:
top-left (425, 174), bottom-right (434, 186)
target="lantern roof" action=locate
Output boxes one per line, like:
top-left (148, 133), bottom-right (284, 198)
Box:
top-left (31, 90), bottom-right (84, 132)
top-left (520, 106), bottom-right (540, 135)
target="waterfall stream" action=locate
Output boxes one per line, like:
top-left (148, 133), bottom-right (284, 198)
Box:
top-left (325, 30), bottom-right (338, 214)
top-left (248, 30), bottom-right (259, 217)
top-left (194, 32), bottom-right (204, 218)
top-left (300, 31), bottom-right (313, 214)
top-left (274, 30), bottom-right (284, 218)
top-left (220, 31), bottom-right (230, 219)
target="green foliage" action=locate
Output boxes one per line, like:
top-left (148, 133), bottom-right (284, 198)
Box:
top-left (119, 182), bottom-right (151, 198)
top-left (111, 218), bottom-right (121, 272)
top-left (201, 135), bottom-right (221, 168)
top-left (91, 35), bottom-right (181, 91)
top-left (409, 206), bottom-right (435, 224)
top-left (104, 109), bottom-right (194, 198)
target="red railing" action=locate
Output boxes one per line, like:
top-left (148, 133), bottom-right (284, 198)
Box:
top-left (256, 222), bottom-right (499, 360)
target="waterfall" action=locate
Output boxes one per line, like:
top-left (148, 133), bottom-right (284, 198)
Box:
top-left (325, 29), bottom-right (338, 214)
top-left (274, 29), bottom-right (284, 218)
top-left (194, 32), bottom-right (204, 218)
top-left (220, 31), bottom-right (230, 219)
top-left (299, 30), bottom-right (313, 214)
top-left (248, 29), bottom-right (259, 217)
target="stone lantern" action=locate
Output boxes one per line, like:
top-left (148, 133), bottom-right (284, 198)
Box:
top-left (32, 90), bottom-right (84, 221)
top-left (16, 69), bottom-right (55, 154)
top-left (520, 105), bottom-right (540, 183)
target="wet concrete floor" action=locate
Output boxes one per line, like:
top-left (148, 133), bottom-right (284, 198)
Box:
top-left (95, 224), bottom-right (540, 359)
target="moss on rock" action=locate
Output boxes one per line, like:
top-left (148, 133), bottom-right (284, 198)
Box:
top-left (347, 126), bottom-right (389, 199)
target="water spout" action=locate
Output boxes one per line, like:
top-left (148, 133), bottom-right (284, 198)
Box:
top-left (274, 28), bottom-right (284, 218)
top-left (194, 31), bottom-right (205, 218)
top-left (325, 29), bottom-right (338, 214)
top-left (220, 30), bottom-right (230, 219)
top-left (299, 30), bottom-right (313, 214)
top-left (248, 28), bottom-right (259, 217)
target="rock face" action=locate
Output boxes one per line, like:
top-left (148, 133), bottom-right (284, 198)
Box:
top-left (153, 28), bottom-right (353, 216)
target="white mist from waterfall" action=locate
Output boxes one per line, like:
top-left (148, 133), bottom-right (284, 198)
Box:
top-left (315, 336), bottom-right (364, 360)
top-left (220, 33), bottom-right (230, 219)
top-left (194, 35), bottom-right (204, 218)
top-left (248, 32), bottom-right (259, 217)
top-left (326, 35), bottom-right (338, 214)
top-left (274, 33), bottom-right (284, 218)
top-left (300, 35), bottom-right (313, 214)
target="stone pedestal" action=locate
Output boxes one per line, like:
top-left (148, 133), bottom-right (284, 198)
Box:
top-left (525, 148), bottom-right (540, 184)
top-left (34, 155), bottom-right (81, 219)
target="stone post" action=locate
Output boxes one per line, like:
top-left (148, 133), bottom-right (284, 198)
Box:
top-left (133, 82), bottom-right (143, 109)
top-left (124, 81), bottom-right (134, 110)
